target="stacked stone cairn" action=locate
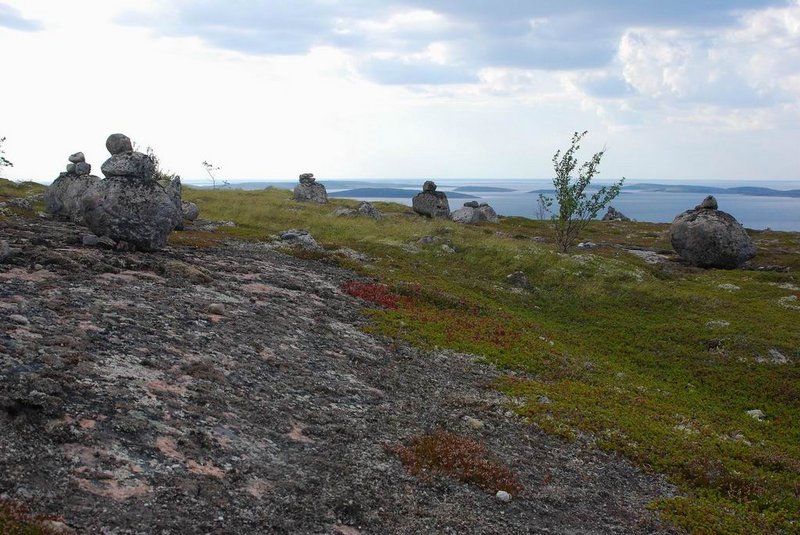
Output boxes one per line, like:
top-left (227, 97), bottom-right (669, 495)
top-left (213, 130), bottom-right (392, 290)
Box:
top-left (80, 133), bottom-right (182, 251)
top-left (45, 152), bottom-right (100, 224)
top-left (412, 180), bottom-right (450, 218)
top-left (602, 206), bottom-right (630, 221)
top-left (450, 200), bottom-right (499, 224)
top-left (293, 173), bottom-right (328, 203)
top-left (670, 195), bottom-right (756, 269)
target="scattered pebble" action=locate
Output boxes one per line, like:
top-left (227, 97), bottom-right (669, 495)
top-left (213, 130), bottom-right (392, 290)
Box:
top-left (705, 320), bottom-right (730, 330)
top-left (207, 303), bottom-right (225, 315)
top-left (717, 283), bottom-right (740, 291)
top-left (746, 409), bottom-right (765, 421)
top-left (8, 314), bottom-right (30, 325)
top-left (463, 416), bottom-right (484, 430)
top-left (496, 490), bottom-right (512, 503)
top-left (441, 244), bottom-right (456, 254)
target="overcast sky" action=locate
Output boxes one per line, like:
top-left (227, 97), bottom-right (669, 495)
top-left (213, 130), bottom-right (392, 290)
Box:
top-left (2, 0), bottom-right (799, 182)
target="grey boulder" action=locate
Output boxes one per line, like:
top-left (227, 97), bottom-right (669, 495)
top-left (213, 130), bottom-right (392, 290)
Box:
top-left (358, 201), bottom-right (383, 220)
top-left (670, 203), bottom-right (756, 269)
top-left (81, 177), bottom-right (182, 251)
top-left (75, 162), bottom-right (92, 176)
top-left (294, 180), bottom-right (328, 203)
top-left (451, 206), bottom-right (481, 224)
top-left (181, 201), bottom-right (200, 221)
top-left (101, 152), bottom-right (156, 181)
top-left (106, 133), bottom-right (133, 155)
top-left (69, 152), bottom-right (86, 164)
top-left (45, 173), bottom-right (101, 224)
top-left (478, 203), bottom-right (499, 223)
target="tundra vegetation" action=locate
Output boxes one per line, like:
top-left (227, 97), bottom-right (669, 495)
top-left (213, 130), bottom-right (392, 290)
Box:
top-left (2, 179), bottom-right (799, 533)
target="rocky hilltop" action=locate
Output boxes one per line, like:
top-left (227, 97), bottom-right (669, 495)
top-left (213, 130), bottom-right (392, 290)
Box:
top-left (0, 213), bottom-right (675, 534)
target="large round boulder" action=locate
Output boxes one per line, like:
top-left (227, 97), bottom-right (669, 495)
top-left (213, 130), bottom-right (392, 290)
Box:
top-left (412, 181), bottom-right (450, 218)
top-left (106, 133), bottom-right (133, 155)
top-left (81, 177), bottom-right (182, 251)
top-left (670, 205), bottom-right (756, 269)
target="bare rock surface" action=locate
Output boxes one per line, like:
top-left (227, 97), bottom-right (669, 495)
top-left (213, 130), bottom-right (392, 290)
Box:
top-left (1, 216), bottom-right (676, 534)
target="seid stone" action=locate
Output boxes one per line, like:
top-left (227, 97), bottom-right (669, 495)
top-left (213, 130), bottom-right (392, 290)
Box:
top-left (602, 206), bottom-right (630, 221)
top-left (101, 152), bottom-right (156, 181)
top-left (106, 133), bottom-right (133, 155)
top-left (412, 181), bottom-right (450, 218)
top-left (68, 152), bottom-right (85, 164)
top-left (45, 173), bottom-right (101, 224)
top-left (299, 173), bottom-right (316, 185)
top-left (670, 204), bottom-right (756, 269)
top-left (81, 176), bottom-right (181, 251)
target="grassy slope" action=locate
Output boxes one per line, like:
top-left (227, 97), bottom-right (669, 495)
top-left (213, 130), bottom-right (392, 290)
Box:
top-left (4, 183), bottom-right (799, 533)
top-left (181, 188), bottom-right (799, 534)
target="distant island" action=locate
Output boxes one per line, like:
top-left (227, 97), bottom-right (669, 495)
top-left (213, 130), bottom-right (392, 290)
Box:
top-left (454, 186), bottom-right (516, 192)
top-left (626, 183), bottom-right (800, 198)
top-left (329, 188), bottom-right (478, 199)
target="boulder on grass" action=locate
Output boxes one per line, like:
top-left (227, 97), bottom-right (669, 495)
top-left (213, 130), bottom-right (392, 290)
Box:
top-left (670, 198), bottom-right (756, 269)
top-left (450, 202), bottom-right (498, 224)
top-left (602, 206), bottom-right (630, 221)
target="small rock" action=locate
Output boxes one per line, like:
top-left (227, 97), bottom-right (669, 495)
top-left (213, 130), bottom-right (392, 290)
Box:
top-left (441, 244), bottom-right (456, 254)
top-left (705, 320), bottom-right (730, 329)
top-left (577, 242), bottom-right (596, 249)
top-left (506, 271), bottom-right (530, 289)
top-left (358, 201), bottom-right (383, 220)
top-left (695, 195), bottom-right (718, 210)
top-left (496, 490), bottom-right (512, 503)
top-left (66, 163), bottom-right (76, 174)
top-left (8, 314), bottom-right (30, 325)
top-left (81, 234), bottom-right (116, 248)
top-left (181, 201), bottom-right (200, 221)
top-left (75, 162), bottom-right (92, 176)
top-left (538, 395), bottom-right (552, 405)
top-left (756, 349), bottom-right (789, 365)
top-left (39, 520), bottom-right (75, 534)
top-left (333, 208), bottom-right (358, 217)
top-left (718, 283), bottom-right (740, 291)
top-left (602, 206), bottom-right (630, 221)
top-left (208, 303), bottom-right (225, 315)
top-left (68, 152), bottom-right (86, 164)
top-left (418, 236), bottom-right (441, 245)
top-left (463, 416), bottom-right (484, 430)
top-left (0, 240), bottom-right (10, 262)
top-left (463, 201), bottom-right (480, 208)
top-left (746, 409), bottom-right (765, 421)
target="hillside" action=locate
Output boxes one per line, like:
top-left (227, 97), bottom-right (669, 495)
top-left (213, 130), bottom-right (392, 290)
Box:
top-left (2, 183), bottom-right (799, 533)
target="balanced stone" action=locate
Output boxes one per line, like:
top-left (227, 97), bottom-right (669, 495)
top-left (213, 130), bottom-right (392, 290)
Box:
top-left (101, 152), bottom-right (156, 181)
top-left (412, 181), bottom-right (450, 218)
top-left (464, 201), bottom-right (480, 208)
top-left (450, 201), bottom-right (498, 224)
top-left (105, 133), bottom-right (133, 155)
top-left (75, 162), bottom-right (91, 176)
top-left (670, 198), bottom-right (756, 269)
top-left (695, 195), bottom-right (718, 210)
top-left (68, 152), bottom-right (85, 164)
top-left (66, 163), bottom-right (77, 175)
top-left (299, 173), bottom-right (315, 185)
top-left (602, 206), bottom-right (630, 221)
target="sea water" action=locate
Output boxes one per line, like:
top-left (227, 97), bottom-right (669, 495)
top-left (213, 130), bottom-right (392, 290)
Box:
top-left (325, 179), bottom-right (800, 232)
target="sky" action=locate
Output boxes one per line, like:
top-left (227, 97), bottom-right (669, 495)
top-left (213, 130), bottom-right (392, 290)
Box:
top-left (1, 0), bottom-right (799, 183)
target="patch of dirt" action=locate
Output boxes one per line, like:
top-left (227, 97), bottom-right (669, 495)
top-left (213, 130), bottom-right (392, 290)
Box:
top-left (1, 217), bottom-right (677, 534)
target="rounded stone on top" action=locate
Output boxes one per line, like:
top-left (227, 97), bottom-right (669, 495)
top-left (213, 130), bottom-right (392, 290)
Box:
top-left (106, 133), bottom-right (133, 156)
top-left (695, 195), bottom-right (718, 210)
top-left (69, 152), bottom-right (86, 164)
top-left (299, 173), bottom-right (316, 185)
top-left (423, 180), bottom-right (437, 193)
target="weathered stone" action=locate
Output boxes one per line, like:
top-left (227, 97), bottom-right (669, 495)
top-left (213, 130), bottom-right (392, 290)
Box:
top-left (478, 203), bottom-right (499, 223)
top-left (278, 229), bottom-right (322, 250)
top-left (181, 201), bottom-right (199, 221)
top-left (69, 152), bottom-right (86, 164)
top-left (451, 206), bottom-right (481, 224)
top-left (0, 240), bottom-right (10, 262)
top-left (45, 173), bottom-right (101, 224)
top-left (506, 271), bottom-right (530, 288)
top-left (464, 201), bottom-right (480, 208)
top-left (81, 176), bottom-right (181, 251)
top-left (158, 175), bottom-right (183, 230)
top-left (670, 201), bottom-right (756, 269)
top-left (82, 234), bottom-right (116, 248)
top-left (357, 201), bottom-right (383, 220)
top-left (294, 181), bottom-right (328, 203)
top-left (602, 206), bottom-right (630, 221)
top-left (105, 133), bottom-right (133, 155)
top-left (66, 163), bottom-right (77, 175)
top-left (75, 162), bottom-right (92, 176)
top-left (695, 195), bottom-right (718, 210)
top-left (333, 208), bottom-right (358, 217)
top-left (101, 152), bottom-right (156, 181)
top-left (412, 181), bottom-right (450, 218)
top-left (299, 173), bottom-right (315, 185)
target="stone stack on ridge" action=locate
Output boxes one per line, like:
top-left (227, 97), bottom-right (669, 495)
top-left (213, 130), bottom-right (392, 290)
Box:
top-left (45, 151), bottom-right (100, 224)
top-left (80, 133), bottom-right (182, 251)
top-left (412, 180), bottom-right (450, 218)
top-left (602, 206), bottom-right (630, 221)
top-left (293, 173), bottom-right (328, 203)
top-left (451, 200), bottom-right (499, 224)
top-left (670, 195), bottom-right (756, 269)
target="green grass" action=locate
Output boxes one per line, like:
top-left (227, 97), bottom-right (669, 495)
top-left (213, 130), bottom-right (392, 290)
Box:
top-left (7, 184), bottom-right (800, 532)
